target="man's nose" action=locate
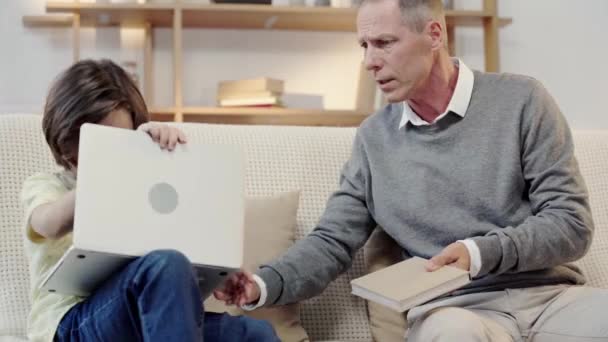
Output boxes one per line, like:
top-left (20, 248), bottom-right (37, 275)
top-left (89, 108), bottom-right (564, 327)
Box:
top-left (364, 46), bottom-right (382, 72)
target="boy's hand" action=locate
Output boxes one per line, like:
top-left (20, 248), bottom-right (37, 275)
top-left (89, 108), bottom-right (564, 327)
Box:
top-left (214, 271), bottom-right (261, 307)
top-left (139, 123), bottom-right (187, 151)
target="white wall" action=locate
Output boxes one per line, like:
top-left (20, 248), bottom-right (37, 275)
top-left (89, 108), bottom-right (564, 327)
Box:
top-left (1, 0), bottom-right (607, 128)
top-left (456, 0), bottom-right (608, 129)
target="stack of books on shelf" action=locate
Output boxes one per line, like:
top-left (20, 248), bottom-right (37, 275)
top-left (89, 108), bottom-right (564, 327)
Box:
top-left (217, 77), bottom-right (284, 108)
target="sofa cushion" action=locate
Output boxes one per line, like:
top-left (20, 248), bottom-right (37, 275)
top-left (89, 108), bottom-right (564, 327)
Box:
top-left (571, 131), bottom-right (608, 288)
top-left (204, 190), bottom-right (309, 342)
top-left (1, 115), bottom-right (58, 338)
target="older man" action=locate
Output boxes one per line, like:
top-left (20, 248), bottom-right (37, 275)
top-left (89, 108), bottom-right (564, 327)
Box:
top-left (216, 0), bottom-right (608, 340)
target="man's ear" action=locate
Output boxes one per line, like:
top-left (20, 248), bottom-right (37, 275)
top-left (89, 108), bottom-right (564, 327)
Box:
top-left (427, 20), bottom-right (444, 51)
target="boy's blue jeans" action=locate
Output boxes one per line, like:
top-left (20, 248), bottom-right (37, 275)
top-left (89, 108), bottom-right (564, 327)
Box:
top-left (53, 250), bottom-right (280, 342)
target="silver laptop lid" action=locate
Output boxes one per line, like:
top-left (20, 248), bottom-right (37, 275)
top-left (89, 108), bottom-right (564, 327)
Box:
top-left (73, 123), bottom-right (244, 269)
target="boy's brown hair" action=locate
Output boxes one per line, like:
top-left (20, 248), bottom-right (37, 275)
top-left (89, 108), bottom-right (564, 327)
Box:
top-left (42, 59), bottom-right (149, 169)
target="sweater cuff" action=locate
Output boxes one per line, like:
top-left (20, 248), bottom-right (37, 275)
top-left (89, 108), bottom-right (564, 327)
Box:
top-left (470, 235), bottom-right (502, 276)
top-left (256, 266), bottom-right (284, 306)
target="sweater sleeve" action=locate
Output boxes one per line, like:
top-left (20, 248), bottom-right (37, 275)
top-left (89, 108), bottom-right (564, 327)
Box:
top-left (472, 79), bottom-right (594, 277)
top-left (257, 130), bottom-right (377, 306)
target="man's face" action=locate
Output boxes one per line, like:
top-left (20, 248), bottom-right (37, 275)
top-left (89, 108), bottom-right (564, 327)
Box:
top-left (357, 0), bottom-right (435, 103)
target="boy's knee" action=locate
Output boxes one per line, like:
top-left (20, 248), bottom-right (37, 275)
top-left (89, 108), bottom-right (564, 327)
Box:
top-left (146, 249), bottom-right (189, 263)
top-left (142, 249), bottom-right (193, 277)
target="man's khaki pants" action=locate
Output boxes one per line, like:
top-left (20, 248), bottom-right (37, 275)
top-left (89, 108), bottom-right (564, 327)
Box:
top-left (406, 285), bottom-right (608, 341)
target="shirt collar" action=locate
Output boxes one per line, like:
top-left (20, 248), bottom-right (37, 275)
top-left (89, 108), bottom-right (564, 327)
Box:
top-left (398, 58), bottom-right (474, 129)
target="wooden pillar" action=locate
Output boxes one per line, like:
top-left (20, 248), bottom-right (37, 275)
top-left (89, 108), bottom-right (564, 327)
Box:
top-left (72, 13), bottom-right (80, 62)
top-left (144, 22), bottom-right (154, 107)
top-left (173, 5), bottom-right (183, 122)
top-left (483, 0), bottom-right (500, 72)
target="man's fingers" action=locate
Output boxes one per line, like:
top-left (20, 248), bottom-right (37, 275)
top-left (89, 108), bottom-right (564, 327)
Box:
top-left (213, 290), bottom-right (228, 300)
top-left (216, 272), bottom-right (250, 306)
top-left (427, 253), bottom-right (452, 271)
top-left (240, 283), bottom-right (254, 306)
top-left (235, 275), bottom-right (248, 306)
top-left (211, 271), bottom-right (257, 307)
top-left (452, 258), bottom-right (470, 271)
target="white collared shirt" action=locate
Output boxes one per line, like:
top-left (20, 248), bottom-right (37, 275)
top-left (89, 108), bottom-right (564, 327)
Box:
top-left (399, 58), bottom-right (474, 129)
top-left (398, 58), bottom-right (481, 278)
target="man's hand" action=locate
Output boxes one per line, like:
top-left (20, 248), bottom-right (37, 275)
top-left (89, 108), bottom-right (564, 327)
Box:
top-left (139, 123), bottom-right (187, 151)
top-left (214, 270), bottom-right (261, 307)
top-left (426, 242), bottom-right (471, 272)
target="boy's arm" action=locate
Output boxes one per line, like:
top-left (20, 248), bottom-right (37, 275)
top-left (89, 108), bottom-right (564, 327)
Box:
top-left (29, 189), bottom-right (76, 240)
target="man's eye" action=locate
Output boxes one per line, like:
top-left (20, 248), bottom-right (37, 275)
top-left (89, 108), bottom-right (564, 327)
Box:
top-left (378, 40), bottom-right (391, 48)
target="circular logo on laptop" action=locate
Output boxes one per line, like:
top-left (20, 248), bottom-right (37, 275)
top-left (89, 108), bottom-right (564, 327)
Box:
top-left (149, 182), bottom-right (179, 214)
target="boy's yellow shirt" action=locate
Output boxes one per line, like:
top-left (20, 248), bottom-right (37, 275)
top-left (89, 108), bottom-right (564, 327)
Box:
top-left (20, 171), bottom-right (83, 342)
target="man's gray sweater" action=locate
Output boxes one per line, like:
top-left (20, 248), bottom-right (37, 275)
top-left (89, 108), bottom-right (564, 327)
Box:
top-left (258, 71), bottom-right (594, 306)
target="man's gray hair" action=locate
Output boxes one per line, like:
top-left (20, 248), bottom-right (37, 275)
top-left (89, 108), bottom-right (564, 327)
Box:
top-left (394, 0), bottom-right (446, 33)
top-left (359, 0), bottom-right (448, 47)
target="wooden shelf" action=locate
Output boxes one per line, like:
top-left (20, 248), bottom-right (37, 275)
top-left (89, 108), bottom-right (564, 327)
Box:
top-left (46, 2), bottom-right (174, 27)
top-left (181, 4), bottom-right (356, 31)
top-left (23, 14), bottom-right (74, 27)
top-left (42, 2), bottom-right (511, 31)
top-left (28, 0), bottom-right (510, 126)
top-left (445, 10), bottom-right (512, 27)
top-left (150, 107), bottom-right (368, 126)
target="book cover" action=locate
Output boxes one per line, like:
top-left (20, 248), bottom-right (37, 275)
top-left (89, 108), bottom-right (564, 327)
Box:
top-left (217, 90), bottom-right (282, 100)
top-left (218, 96), bottom-right (282, 107)
top-left (351, 256), bottom-right (470, 312)
top-left (218, 77), bottom-right (284, 94)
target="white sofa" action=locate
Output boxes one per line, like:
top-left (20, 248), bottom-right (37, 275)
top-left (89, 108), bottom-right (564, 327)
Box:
top-left (1, 114), bottom-right (607, 342)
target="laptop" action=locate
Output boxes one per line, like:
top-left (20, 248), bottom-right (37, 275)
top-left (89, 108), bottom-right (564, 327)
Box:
top-left (40, 123), bottom-right (245, 299)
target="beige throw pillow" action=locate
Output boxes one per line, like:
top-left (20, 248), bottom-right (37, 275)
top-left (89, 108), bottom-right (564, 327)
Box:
top-left (363, 227), bottom-right (409, 342)
top-left (204, 190), bottom-right (309, 342)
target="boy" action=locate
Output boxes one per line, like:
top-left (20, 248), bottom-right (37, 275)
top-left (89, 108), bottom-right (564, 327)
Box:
top-left (21, 59), bottom-right (279, 342)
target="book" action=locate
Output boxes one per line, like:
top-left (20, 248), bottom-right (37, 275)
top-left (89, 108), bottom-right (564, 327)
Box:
top-left (218, 77), bottom-right (284, 94)
top-left (218, 96), bottom-right (282, 107)
top-left (350, 256), bottom-right (471, 312)
top-left (217, 90), bottom-right (281, 100)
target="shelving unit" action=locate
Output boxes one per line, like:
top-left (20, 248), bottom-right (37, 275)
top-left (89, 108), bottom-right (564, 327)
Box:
top-left (23, 0), bottom-right (511, 126)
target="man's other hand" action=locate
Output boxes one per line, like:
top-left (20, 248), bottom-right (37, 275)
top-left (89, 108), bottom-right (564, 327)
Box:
top-left (426, 242), bottom-right (471, 272)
